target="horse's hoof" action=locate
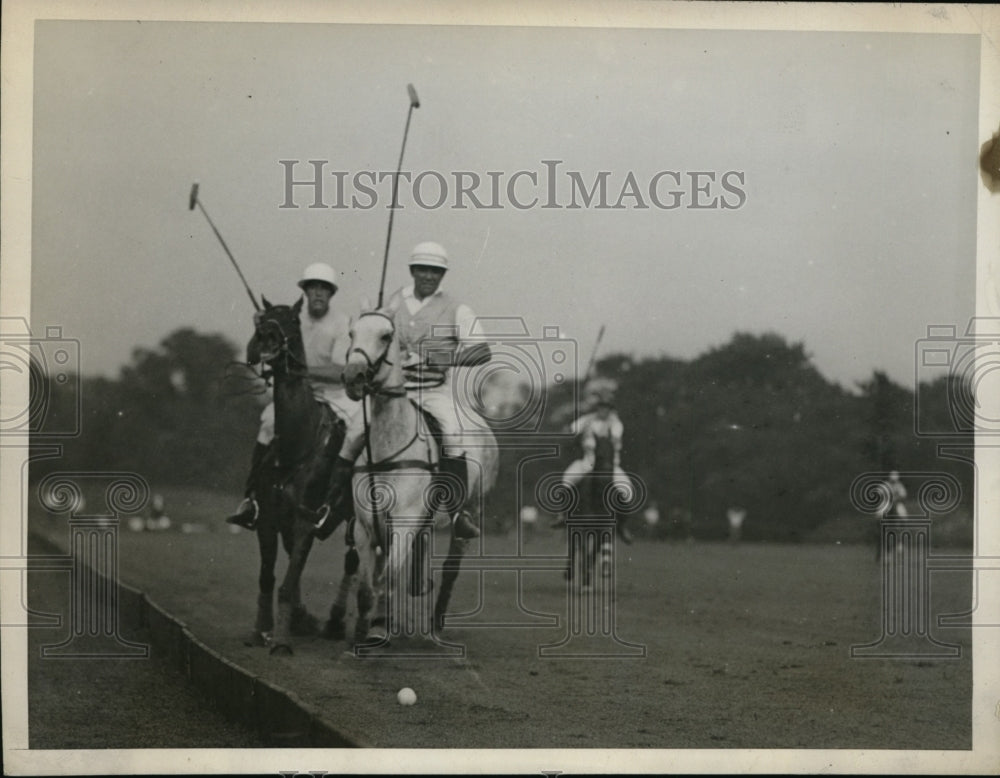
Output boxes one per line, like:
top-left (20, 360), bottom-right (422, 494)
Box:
top-left (410, 578), bottom-right (434, 597)
top-left (344, 547), bottom-right (360, 575)
top-left (243, 630), bottom-right (268, 647)
top-left (269, 642), bottom-right (293, 656)
top-left (290, 608), bottom-right (320, 636)
top-left (355, 624), bottom-right (388, 647)
top-left (322, 619), bottom-right (346, 641)
top-left (452, 511), bottom-right (481, 540)
top-left (353, 635), bottom-right (384, 650)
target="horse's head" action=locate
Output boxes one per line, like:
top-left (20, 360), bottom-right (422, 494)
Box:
top-left (343, 309), bottom-right (399, 401)
top-left (592, 435), bottom-right (616, 472)
top-left (254, 297), bottom-right (306, 374)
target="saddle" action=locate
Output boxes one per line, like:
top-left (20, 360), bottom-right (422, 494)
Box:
top-left (416, 404), bottom-right (443, 469)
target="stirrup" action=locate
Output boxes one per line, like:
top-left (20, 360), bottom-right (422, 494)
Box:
top-left (226, 497), bottom-right (258, 531)
top-left (310, 504), bottom-right (336, 540)
top-left (452, 510), bottom-right (480, 540)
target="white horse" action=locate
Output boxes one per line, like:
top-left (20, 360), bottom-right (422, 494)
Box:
top-left (340, 309), bottom-right (498, 645)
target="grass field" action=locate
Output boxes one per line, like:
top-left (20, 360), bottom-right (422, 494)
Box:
top-left (28, 484), bottom-right (973, 750)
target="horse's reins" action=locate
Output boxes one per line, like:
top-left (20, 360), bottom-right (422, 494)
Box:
top-left (255, 315), bottom-right (330, 473)
top-left (257, 318), bottom-right (310, 380)
top-left (350, 311), bottom-right (438, 550)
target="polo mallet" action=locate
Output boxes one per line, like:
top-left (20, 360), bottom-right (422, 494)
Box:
top-left (584, 324), bottom-right (606, 380)
top-left (188, 183), bottom-right (261, 312)
top-left (376, 83), bottom-right (421, 308)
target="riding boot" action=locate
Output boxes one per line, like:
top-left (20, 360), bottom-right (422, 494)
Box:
top-left (226, 442), bottom-right (268, 530)
top-left (301, 452), bottom-right (337, 513)
top-left (310, 457), bottom-right (355, 540)
top-left (438, 454), bottom-right (480, 540)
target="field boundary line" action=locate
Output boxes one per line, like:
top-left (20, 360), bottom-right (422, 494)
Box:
top-left (27, 528), bottom-right (368, 748)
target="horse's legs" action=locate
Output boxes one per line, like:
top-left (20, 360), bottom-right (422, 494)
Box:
top-left (409, 528), bottom-right (432, 597)
top-left (582, 533), bottom-right (596, 590)
top-left (248, 523), bottom-right (278, 646)
top-left (271, 516), bottom-right (318, 655)
top-left (433, 533), bottom-right (466, 632)
top-left (323, 547), bottom-right (359, 641)
top-left (352, 523), bottom-right (385, 646)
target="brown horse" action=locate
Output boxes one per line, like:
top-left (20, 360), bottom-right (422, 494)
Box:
top-left (245, 297), bottom-right (350, 654)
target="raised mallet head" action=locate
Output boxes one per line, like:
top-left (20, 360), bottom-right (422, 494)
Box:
top-left (407, 83), bottom-right (420, 109)
top-left (188, 183), bottom-right (199, 211)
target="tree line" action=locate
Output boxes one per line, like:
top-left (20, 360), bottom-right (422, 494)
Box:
top-left (29, 327), bottom-right (972, 541)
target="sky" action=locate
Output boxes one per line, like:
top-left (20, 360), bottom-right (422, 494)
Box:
top-left (28, 21), bottom-right (980, 391)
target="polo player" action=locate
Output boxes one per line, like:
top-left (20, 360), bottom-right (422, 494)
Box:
top-left (226, 262), bottom-right (359, 529)
top-left (314, 241), bottom-right (490, 540)
top-left (553, 378), bottom-right (634, 544)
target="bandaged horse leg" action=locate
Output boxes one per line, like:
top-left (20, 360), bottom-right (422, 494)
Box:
top-left (245, 527), bottom-right (279, 646)
top-left (612, 467), bottom-right (634, 545)
top-left (434, 532), bottom-right (467, 631)
top-left (322, 547), bottom-right (359, 641)
top-left (550, 457), bottom-right (590, 527)
top-left (408, 527), bottom-right (432, 597)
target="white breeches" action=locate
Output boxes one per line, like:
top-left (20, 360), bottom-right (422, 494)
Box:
top-left (562, 458), bottom-right (633, 500)
top-left (339, 386), bottom-right (468, 461)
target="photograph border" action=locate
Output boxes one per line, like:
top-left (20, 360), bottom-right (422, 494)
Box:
top-left (3, 1), bottom-right (999, 774)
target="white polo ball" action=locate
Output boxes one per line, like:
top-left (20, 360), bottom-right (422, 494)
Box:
top-left (397, 687), bottom-right (417, 706)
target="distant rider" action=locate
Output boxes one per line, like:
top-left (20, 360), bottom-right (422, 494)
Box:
top-left (552, 378), bottom-right (634, 543)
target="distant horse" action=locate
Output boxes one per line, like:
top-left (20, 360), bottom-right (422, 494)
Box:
top-left (337, 309), bottom-right (498, 645)
top-left (245, 298), bottom-right (349, 654)
top-left (874, 492), bottom-right (910, 563)
top-left (566, 436), bottom-right (629, 590)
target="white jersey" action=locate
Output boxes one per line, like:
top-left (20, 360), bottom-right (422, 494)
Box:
top-left (299, 304), bottom-right (358, 422)
top-left (571, 411), bottom-right (624, 445)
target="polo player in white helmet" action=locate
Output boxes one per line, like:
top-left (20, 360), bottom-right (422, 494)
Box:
top-left (314, 241), bottom-right (490, 540)
top-left (226, 262), bottom-right (359, 529)
top-left (552, 377), bottom-right (634, 543)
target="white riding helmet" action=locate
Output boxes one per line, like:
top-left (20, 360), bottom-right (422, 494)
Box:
top-left (585, 376), bottom-right (618, 409)
top-left (409, 241), bottom-right (449, 270)
top-left (298, 262), bottom-right (339, 292)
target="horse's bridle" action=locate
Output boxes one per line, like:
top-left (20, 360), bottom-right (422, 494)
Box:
top-left (256, 315), bottom-right (308, 379)
top-left (348, 310), bottom-right (403, 396)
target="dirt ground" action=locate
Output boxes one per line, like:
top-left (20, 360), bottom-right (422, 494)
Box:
top-left (25, 535), bottom-right (266, 749)
top-left (27, 487), bottom-right (973, 751)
